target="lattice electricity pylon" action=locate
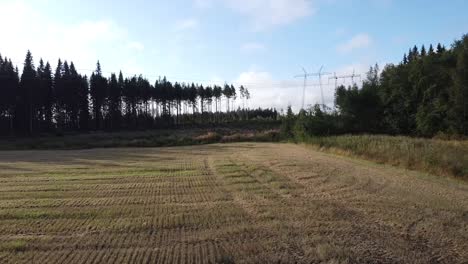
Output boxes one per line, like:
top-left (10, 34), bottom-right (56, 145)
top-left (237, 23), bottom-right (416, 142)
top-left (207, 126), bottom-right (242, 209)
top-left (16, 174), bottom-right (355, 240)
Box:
top-left (294, 67), bottom-right (309, 110)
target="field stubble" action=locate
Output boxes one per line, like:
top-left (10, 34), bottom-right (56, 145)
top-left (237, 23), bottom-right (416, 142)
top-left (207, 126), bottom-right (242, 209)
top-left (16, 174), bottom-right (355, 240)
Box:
top-left (0, 143), bottom-right (466, 263)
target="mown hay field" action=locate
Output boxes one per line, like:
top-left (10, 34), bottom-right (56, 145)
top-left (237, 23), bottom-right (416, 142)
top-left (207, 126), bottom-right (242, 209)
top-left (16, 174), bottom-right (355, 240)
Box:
top-left (0, 143), bottom-right (467, 263)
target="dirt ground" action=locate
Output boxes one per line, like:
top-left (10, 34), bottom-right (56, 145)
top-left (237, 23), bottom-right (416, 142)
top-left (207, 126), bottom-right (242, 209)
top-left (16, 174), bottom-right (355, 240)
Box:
top-left (0, 143), bottom-right (466, 263)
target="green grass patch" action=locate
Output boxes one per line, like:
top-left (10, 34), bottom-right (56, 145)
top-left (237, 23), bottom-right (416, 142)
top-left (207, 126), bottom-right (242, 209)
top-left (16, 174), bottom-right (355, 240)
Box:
top-left (0, 240), bottom-right (28, 252)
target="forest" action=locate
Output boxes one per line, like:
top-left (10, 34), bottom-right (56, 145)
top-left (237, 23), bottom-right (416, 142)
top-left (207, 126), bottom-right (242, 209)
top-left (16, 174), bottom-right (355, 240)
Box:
top-left (0, 51), bottom-right (278, 136)
top-left (1, 35), bottom-right (467, 138)
top-left (284, 34), bottom-right (468, 138)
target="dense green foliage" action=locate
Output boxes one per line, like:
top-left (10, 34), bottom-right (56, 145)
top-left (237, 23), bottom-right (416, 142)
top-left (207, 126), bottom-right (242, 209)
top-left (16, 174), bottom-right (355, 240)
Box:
top-left (283, 35), bottom-right (468, 138)
top-left (0, 52), bottom-right (276, 136)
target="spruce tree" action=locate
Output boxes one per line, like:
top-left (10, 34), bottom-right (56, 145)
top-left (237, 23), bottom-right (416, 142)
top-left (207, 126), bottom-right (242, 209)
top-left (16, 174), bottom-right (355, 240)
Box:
top-left (43, 62), bottom-right (54, 130)
top-left (69, 62), bottom-right (81, 129)
top-left (436, 43), bottom-right (445, 54)
top-left (108, 73), bottom-right (121, 130)
top-left (19, 50), bottom-right (37, 135)
top-left (403, 53), bottom-right (408, 64)
top-left (0, 57), bottom-right (19, 134)
top-left (428, 44), bottom-right (435, 56)
top-left (78, 75), bottom-right (90, 130)
top-left (449, 36), bottom-right (468, 135)
top-left (421, 45), bottom-right (427, 57)
top-left (53, 59), bottom-right (64, 129)
top-left (90, 61), bottom-right (108, 130)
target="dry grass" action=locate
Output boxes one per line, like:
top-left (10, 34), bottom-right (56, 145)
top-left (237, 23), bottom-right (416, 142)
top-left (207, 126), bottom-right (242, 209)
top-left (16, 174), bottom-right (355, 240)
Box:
top-left (302, 135), bottom-right (468, 179)
top-left (0, 128), bottom-right (280, 150)
top-left (0, 143), bottom-right (466, 263)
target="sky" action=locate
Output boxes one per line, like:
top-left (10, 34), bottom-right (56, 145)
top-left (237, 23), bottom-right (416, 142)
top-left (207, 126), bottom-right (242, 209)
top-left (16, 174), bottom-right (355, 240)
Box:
top-left (1, 0), bottom-right (467, 111)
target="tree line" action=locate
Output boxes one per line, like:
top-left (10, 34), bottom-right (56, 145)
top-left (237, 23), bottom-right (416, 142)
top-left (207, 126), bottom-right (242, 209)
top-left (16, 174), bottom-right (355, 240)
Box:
top-left (0, 51), bottom-right (278, 136)
top-left (283, 34), bottom-right (468, 138)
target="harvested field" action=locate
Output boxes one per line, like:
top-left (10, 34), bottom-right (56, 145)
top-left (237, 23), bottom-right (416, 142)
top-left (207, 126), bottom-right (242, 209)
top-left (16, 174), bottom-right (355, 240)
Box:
top-left (0, 143), bottom-right (466, 263)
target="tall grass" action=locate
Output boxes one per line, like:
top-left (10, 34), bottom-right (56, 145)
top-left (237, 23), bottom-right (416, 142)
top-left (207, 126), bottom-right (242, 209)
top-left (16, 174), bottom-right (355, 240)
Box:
top-left (302, 135), bottom-right (467, 179)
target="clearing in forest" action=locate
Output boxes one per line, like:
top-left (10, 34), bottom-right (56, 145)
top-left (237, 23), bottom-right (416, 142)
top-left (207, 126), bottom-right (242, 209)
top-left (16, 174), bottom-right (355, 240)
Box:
top-left (0, 143), bottom-right (466, 263)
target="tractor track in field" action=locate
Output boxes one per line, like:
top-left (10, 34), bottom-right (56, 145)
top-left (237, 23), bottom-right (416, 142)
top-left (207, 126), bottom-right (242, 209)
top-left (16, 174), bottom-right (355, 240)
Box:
top-left (0, 143), bottom-right (466, 263)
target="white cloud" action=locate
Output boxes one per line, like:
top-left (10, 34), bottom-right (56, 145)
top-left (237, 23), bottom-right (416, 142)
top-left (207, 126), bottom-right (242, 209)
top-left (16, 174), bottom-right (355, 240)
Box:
top-left (175, 18), bottom-right (199, 31)
top-left (0, 0), bottom-right (144, 75)
top-left (241, 42), bottom-right (266, 52)
top-left (337, 33), bottom-right (373, 53)
top-left (234, 71), bottom-right (285, 109)
top-left (194, 0), bottom-right (314, 31)
top-left (236, 70), bottom-right (273, 84)
top-left (226, 0), bottom-right (314, 30)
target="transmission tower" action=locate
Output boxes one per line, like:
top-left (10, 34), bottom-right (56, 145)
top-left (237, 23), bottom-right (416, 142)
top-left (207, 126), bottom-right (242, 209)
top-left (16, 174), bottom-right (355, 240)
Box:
top-left (304, 66), bottom-right (331, 110)
top-left (294, 67), bottom-right (309, 110)
top-left (295, 66), bottom-right (332, 110)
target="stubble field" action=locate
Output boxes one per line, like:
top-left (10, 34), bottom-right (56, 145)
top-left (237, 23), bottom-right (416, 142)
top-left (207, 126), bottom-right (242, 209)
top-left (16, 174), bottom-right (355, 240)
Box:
top-left (0, 143), bottom-right (466, 263)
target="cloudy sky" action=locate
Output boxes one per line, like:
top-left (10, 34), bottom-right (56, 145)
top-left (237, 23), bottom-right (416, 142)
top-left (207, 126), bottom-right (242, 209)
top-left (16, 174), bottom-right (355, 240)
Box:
top-left (1, 0), bottom-right (467, 111)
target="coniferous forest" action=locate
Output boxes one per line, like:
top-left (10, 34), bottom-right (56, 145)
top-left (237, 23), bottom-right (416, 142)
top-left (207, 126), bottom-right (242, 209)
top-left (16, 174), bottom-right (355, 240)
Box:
top-left (1, 35), bottom-right (467, 138)
top-left (0, 51), bottom-right (279, 136)
top-left (286, 35), bottom-right (468, 138)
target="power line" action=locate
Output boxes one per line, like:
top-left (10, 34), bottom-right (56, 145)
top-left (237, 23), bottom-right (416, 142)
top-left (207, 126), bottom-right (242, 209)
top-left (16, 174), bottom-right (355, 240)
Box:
top-left (328, 70), bottom-right (363, 89)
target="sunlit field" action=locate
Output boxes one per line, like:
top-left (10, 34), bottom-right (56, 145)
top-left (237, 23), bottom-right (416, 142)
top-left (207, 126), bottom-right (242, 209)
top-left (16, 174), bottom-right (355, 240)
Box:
top-left (0, 143), bottom-right (466, 263)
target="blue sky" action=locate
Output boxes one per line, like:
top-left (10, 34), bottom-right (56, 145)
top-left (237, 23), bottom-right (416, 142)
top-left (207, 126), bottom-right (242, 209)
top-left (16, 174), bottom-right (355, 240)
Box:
top-left (1, 0), bottom-right (467, 110)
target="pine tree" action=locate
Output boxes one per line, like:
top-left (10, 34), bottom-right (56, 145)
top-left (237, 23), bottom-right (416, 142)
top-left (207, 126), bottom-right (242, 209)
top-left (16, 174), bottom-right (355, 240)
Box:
top-left (223, 84), bottom-right (231, 112)
top-left (239, 85), bottom-right (246, 109)
top-left (189, 83), bottom-right (198, 114)
top-left (198, 84), bottom-right (205, 113)
top-left (174, 82), bottom-right (183, 123)
top-left (213, 85), bottom-right (222, 113)
top-left (205, 86), bottom-right (213, 113)
top-left (230, 85), bottom-right (237, 110)
top-left (245, 87), bottom-right (251, 109)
